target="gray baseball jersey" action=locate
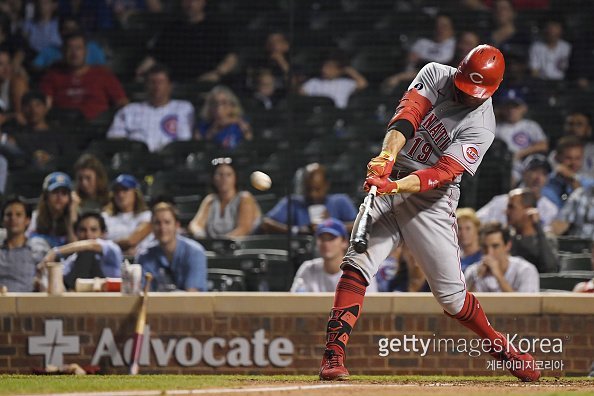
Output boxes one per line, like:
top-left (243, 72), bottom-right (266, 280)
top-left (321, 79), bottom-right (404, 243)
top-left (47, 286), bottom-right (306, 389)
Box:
top-left (345, 62), bottom-right (497, 315)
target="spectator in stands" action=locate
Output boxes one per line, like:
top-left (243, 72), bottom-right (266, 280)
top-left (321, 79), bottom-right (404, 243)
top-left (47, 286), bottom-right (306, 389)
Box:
top-left (529, 18), bottom-right (571, 80)
top-left (549, 111), bottom-right (594, 177)
top-left (33, 16), bottom-right (106, 70)
top-left (487, 0), bottom-right (530, 56)
top-left (465, 222), bottom-right (539, 292)
top-left (291, 218), bottom-right (377, 292)
top-left (38, 211), bottom-right (122, 290)
top-left (251, 68), bottom-right (281, 111)
top-left (456, 208), bottom-right (482, 272)
top-left (300, 51), bottom-right (368, 109)
top-left (382, 14), bottom-right (456, 93)
top-left (450, 30), bottom-right (480, 66)
top-left (0, 47), bottom-right (28, 125)
top-left (3, 91), bottom-right (58, 169)
top-left (103, 174), bottom-right (152, 255)
top-left (22, 0), bottom-right (61, 54)
top-left (73, 153), bottom-right (109, 213)
top-left (261, 163), bottom-right (358, 235)
top-left (542, 136), bottom-right (594, 209)
top-left (58, 0), bottom-right (162, 31)
top-left (494, 88), bottom-right (548, 185)
top-left (0, 197), bottom-right (48, 292)
top-left (247, 32), bottom-right (291, 94)
top-left (28, 172), bottom-right (77, 247)
top-left (188, 157), bottom-right (261, 239)
top-left (196, 85), bottom-right (253, 150)
top-left (506, 188), bottom-right (557, 273)
top-left (107, 64), bottom-right (194, 152)
top-left (135, 0), bottom-right (238, 82)
top-left (477, 154), bottom-right (558, 228)
top-left (138, 202), bottom-right (207, 292)
top-left (40, 32), bottom-right (128, 120)
top-left (550, 185), bottom-right (594, 239)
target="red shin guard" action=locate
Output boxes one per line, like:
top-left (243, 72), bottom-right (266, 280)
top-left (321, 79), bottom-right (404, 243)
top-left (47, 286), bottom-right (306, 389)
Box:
top-left (325, 267), bottom-right (368, 354)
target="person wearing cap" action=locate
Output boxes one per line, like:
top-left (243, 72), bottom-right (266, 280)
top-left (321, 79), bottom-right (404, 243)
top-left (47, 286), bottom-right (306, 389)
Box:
top-left (494, 88), bottom-right (548, 186)
top-left (102, 174), bottom-right (152, 256)
top-left (477, 154), bottom-right (558, 228)
top-left (291, 218), bottom-right (377, 293)
top-left (505, 188), bottom-right (557, 273)
top-left (27, 171), bottom-right (78, 247)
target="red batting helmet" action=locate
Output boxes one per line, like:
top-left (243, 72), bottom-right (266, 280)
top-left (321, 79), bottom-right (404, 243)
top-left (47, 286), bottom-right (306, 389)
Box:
top-left (454, 44), bottom-right (505, 99)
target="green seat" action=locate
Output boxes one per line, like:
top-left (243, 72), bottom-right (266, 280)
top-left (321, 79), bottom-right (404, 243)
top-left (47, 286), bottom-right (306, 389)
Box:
top-left (207, 268), bottom-right (246, 291)
top-left (539, 271), bottom-right (594, 291)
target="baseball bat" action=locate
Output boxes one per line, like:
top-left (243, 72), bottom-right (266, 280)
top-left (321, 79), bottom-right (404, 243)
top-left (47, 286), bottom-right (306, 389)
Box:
top-left (351, 185), bottom-right (377, 254)
top-left (129, 272), bottom-right (152, 375)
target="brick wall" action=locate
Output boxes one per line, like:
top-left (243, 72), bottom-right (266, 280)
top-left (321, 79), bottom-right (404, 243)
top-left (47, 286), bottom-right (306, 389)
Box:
top-left (0, 293), bottom-right (592, 376)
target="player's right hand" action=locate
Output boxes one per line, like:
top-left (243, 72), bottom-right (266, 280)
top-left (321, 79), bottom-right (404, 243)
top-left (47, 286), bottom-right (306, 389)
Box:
top-left (366, 151), bottom-right (395, 179)
top-left (364, 176), bottom-right (399, 195)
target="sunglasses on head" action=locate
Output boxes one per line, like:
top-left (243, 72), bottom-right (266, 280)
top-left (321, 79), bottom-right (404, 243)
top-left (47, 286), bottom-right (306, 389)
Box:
top-left (211, 157), bottom-right (232, 166)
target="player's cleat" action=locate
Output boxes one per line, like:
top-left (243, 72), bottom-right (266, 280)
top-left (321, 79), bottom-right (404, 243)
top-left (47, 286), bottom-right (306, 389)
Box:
top-left (491, 333), bottom-right (541, 382)
top-left (319, 348), bottom-right (349, 381)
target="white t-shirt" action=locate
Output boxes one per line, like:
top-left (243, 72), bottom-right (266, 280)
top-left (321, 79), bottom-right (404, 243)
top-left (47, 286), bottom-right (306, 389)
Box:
top-left (529, 40), bottom-right (571, 80)
top-left (102, 210), bottom-right (153, 252)
top-left (410, 37), bottom-right (456, 64)
top-left (495, 119), bottom-right (547, 181)
top-left (107, 100), bottom-right (194, 152)
top-left (464, 256), bottom-right (540, 292)
top-left (301, 78), bottom-right (357, 109)
top-left (291, 257), bottom-right (378, 292)
top-left (476, 193), bottom-right (559, 228)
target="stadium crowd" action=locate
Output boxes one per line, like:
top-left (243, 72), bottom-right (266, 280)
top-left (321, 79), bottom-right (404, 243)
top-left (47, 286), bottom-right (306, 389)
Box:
top-left (0, 0), bottom-right (593, 296)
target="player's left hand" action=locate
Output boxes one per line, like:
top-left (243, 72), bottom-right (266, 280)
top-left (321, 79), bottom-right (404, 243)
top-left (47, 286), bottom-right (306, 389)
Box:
top-left (365, 176), bottom-right (399, 195)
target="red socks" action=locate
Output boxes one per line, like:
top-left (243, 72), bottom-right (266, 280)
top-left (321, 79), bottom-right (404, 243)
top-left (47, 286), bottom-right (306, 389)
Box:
top-left (325, 267), bottom-right (367, 355)
top-left (448, 292), bottom-right (505, 351)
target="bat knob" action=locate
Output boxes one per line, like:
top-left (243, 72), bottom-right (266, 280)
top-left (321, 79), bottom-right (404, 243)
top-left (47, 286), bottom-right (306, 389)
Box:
top-left (352, 240), bottom-right (368, 254)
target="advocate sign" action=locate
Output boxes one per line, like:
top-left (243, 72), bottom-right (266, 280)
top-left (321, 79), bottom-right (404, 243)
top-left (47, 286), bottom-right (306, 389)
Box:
top-left (29, 319), bottom-right (294, 368)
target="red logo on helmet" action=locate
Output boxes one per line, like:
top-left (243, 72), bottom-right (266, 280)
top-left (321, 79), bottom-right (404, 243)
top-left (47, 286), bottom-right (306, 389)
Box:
top-left (463, 144), bottom-right (480, 164)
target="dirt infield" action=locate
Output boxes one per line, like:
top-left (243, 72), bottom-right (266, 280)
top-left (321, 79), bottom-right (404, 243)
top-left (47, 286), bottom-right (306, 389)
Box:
top-left (5, 375), bottom-right (594, 396)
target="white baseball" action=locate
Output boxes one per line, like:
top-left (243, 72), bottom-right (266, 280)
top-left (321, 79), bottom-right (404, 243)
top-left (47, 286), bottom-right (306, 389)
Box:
top-left (250, 171), bottom-right (272, 191)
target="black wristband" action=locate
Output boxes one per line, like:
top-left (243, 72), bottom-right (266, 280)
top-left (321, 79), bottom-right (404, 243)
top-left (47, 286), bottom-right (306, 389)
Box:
top-left (387, 119), bottom-right (414, 140)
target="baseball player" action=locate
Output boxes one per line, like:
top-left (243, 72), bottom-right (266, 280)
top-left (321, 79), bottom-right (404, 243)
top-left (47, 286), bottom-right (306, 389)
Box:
top-left (319, 45), bottom-right (540, 382)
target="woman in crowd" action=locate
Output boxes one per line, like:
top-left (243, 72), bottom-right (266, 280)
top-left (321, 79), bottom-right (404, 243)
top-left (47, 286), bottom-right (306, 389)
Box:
top-left (28, 171), bottom-right (77, 247)
top-left (196, 86), bottom-right (253, 150)
top-left (102, 174), bottom-right (152, 255)
top-left (73, 153), bottom-right (109, 213)
top-left (189, 157), bottom-right (261, 239)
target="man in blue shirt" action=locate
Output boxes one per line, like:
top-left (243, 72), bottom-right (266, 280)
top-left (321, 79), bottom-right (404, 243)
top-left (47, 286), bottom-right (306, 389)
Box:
top-left (542, 136), bottom-right (594, 209)
top-left (262, 163), bottom-right (357, 235)
top-left (137, 203), bottom-right (207, 291)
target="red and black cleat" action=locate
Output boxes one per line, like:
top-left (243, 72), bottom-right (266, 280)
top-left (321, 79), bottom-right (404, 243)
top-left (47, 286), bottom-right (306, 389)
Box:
top-left (319, 348), bottom-right (349, 381)
top-left (491, 333), bottom-right (541, 382)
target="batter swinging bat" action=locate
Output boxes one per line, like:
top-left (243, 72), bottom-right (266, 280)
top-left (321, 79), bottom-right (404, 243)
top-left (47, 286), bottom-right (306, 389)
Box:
top-left (129, 272), bottom-right (152, 375)
top-left (352, 185), bottom-right (377, 253)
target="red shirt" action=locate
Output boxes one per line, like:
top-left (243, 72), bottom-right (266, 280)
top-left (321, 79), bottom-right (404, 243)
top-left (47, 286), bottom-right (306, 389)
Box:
top-left (40, 65), bottom-right (127, 120)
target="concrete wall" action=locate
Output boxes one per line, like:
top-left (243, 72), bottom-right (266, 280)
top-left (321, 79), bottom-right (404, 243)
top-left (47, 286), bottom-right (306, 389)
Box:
top-left (0, 292), bottom-right (592, 376)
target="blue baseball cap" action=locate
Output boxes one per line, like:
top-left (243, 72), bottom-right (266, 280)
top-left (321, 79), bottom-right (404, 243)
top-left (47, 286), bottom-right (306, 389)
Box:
top-left (43, 172), bottom-right (72, 192)
top-left (498, 88), bottom-right (526, 105)
top-left (112, 174), bottom-right (139, 190)
top-left (315, 218), bottom-right (348, 238)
